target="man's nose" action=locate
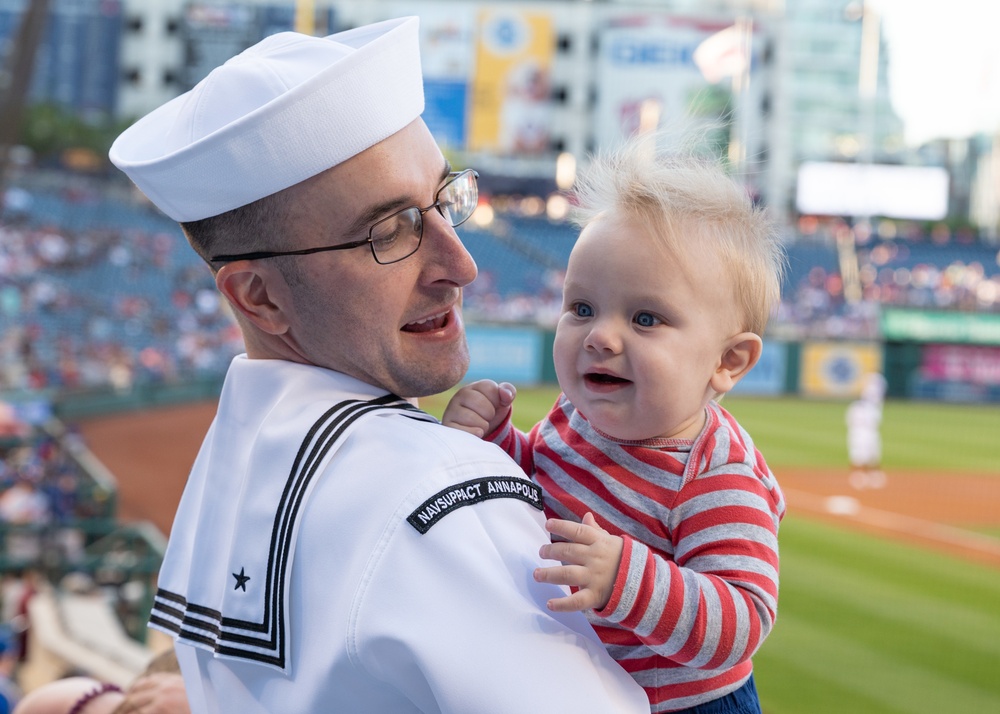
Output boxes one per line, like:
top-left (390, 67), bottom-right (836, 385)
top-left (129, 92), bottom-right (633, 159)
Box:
top-left (421, 211), bottom-right (478, 287)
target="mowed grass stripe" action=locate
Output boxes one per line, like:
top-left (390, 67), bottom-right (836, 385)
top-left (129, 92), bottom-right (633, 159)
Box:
top-left (781, 514), bottom-right (1000, 608)
top-left (723, 396), bottom-right (1000, 474)
top-left (724, 397), bottom-right (849, 467)
top-left (785, 553), bottom-right (1000, 665)
top-left (757, 516), bottom-right (1000, 712)
top-left (882, 401), bottom-right (1000, 472)
top-left (756, 614), bottom-right (1000, 714)
top-left (426, 389), bottom-right (1000, 474)
top-left (756, 658), bottom-right (879, 714)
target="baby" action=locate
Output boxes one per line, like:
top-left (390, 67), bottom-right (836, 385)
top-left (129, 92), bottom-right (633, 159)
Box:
top-left (444, 132), bottom-right (786, 713)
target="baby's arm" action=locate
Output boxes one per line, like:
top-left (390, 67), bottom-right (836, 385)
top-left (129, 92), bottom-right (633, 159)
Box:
top-left (533, 513), bottom-right (624, 612)
top-left (540, 474), bottom-right (782, 668)
top-left (442, 379), bottom-right (516, 438)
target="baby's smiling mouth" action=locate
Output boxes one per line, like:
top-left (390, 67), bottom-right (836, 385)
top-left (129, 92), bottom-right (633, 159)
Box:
top-left (584, 372), bottom-right (631, 386)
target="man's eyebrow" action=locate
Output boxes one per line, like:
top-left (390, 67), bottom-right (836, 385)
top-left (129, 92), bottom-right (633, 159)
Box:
top-left (343, 163), bottom-right (454, 238)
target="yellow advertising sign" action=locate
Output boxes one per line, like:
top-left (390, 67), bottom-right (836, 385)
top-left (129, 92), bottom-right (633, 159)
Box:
top-left (294, 0), bottom-right (314, 35)
top-left (800, 342), bottom-right (883, 398)
top-left (469, 9), bottom-right (554, 154)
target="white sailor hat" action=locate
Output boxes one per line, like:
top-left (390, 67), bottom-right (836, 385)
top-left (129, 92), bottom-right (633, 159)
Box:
top-left (110, 16), bottom-right (423, 222)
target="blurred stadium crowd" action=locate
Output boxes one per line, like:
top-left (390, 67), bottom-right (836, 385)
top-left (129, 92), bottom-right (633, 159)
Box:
top-left (0, 181), bottom-right (243, 395)
top-left (4, 178), bottom-right (1000, 395)
top-left (1, 409), bottom-right (163, 708)
top-left (1, 170), bottom-right (1000, 708)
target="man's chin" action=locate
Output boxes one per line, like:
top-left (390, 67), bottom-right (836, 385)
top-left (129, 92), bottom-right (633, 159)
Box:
top-left (396, 354), bottom-right (469, 400)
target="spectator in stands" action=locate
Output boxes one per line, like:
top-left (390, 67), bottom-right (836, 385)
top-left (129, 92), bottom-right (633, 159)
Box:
top-left (13, 677), bottom-right (123, 714)
top-left (0, 625), bottom-right (21, 714)
top-left (111, 649), bottom-right (188, 714)
top-left (0, 404), bottom-right (28, 440)
top-left (108, 15), bottom-right (645, 714)
top-left (443, 131), bottom-right (786, 713)
top-left (11, 649), bottom-right (189, 714)
top-left (0, 481), bottom-right (49, 565)
top-left (7, 570), bottom-right (39, 666)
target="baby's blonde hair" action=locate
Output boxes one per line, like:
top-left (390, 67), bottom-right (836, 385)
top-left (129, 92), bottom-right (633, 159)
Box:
top-left (571, 131), bottom-right (785, 336)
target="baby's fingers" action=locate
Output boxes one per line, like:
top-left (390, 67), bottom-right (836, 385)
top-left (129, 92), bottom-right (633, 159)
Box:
top-left (538, 540), bottom-right (591, 565)
top-left (534, 564), bottom-right (603, 612)
top-left (440, 405), bottom-right (487, 437)
top-left (544, 589), bottom-right (596, 613)
top-left (533, 563), bottom-right (590, 589)
top-left (497, 382), bottom-right (517, 407)
top-left (545, 517), bottom-right (600, 545)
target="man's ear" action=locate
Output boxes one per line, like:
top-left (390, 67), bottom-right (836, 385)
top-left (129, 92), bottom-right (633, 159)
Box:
top-left (711, 332), bottom-right (763, 396)
top-left (215, 262), bottom-right (291, 336)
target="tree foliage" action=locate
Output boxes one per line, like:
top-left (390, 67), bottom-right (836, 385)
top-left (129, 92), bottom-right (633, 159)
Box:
top-left (18, 103), bottom-right (133, 168)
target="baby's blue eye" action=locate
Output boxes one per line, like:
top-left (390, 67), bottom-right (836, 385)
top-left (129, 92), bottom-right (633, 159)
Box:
top-left (635, 312), bottom-right (659, 327)
top-left (573, 303), bottom-right (594, 318)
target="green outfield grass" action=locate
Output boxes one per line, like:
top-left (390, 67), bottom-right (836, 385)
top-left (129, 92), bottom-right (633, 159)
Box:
top-left (423, 389), bottom-right (1000, 474)
top-left (421, 387), bottom-right (1000, 713)
top-left (722, 396), bottom-right (1000, 474)
top-left (755, 514), bottom-right (1000, 714)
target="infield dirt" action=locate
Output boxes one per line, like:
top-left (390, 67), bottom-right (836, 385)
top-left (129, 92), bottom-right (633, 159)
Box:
top-left (77, 401), bottom-right (1000, 569)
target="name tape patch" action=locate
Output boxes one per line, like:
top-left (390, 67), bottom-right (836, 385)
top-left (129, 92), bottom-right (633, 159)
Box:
top-left (407, 476), bottom-right (543, 534)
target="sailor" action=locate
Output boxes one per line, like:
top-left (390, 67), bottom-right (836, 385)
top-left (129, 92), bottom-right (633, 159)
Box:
top-left (110, 16), bottom-right (647, 714)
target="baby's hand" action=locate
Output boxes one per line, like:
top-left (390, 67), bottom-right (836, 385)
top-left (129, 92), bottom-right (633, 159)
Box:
top-left (533, 512), bottom-right (623, 612)
top-left (441, 379), bottom-right (516, 438)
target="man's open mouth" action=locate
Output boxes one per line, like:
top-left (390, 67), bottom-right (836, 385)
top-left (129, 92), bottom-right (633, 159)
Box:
top-left (403, 310), bottom-right (449, 333)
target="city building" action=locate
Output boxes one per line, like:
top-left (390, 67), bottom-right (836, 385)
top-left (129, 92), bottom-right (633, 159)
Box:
top-left (5, 0), bottom-right (994, 233)
top-left (0, 0), bottom-right (123, 120)
top-left (111, 0), bottom-right (910, 229)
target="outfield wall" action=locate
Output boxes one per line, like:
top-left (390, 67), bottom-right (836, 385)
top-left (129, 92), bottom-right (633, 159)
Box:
top-left (465, 323), bottom-right (885, 400)
top-left (882, 308), bottom-right (1000, 403)
top-left (7, 309), bottom-right (998, 424)
top-left (465, 313), bottom-right (1000, 404)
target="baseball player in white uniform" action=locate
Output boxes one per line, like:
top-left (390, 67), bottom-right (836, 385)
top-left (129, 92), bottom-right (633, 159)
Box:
top-left (109, 16), bottom-right (648, 714)
top-left (847, 373), bottom-right (888, 489)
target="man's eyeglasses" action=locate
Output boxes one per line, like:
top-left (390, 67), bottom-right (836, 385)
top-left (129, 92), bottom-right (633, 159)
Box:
top-left (210, 169), bottom-right (479, 265)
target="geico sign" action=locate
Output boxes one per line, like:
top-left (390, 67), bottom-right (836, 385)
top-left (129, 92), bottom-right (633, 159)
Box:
top-left (609, 39), bottom-right (697, 67)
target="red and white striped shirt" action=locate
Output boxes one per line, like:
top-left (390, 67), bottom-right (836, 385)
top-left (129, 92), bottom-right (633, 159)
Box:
top-left (491, 395), bottom-right (784, 712)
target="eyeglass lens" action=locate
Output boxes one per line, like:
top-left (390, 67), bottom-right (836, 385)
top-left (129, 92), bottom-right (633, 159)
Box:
top-left (369, 170), bottom-right (478, 264)
top-left (437, 171), bottom-right (478, 226)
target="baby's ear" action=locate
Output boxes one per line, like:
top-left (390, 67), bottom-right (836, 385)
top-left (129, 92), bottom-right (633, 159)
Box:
top-left (711, 332), bottom-right (763, 395)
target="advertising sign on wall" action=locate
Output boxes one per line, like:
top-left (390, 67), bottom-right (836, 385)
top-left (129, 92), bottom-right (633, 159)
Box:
top-left (796, 162), bottom-right (949, 221)
top-left (881, 308), bottom-right (1000, 345)
top-left (921, 343), bottom-right (1000, 386)
top-left (467, 8), bottom-right (554, 155)
top-left (730, 340), bottom-right (787, 396)
top-left (593, 15), bottom-right (755, 152)
top-left (465, 325), bottom-right (544, 385)
top-left (800, 342), bottom-right (883, 399)
top-left (410, 3), bottom-right (476, 150)
top-left (910, 343), bottom-right (1000, 403)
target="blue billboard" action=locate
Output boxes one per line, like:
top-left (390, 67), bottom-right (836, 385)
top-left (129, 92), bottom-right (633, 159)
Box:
top-left (465, 325), bottom-right (544, 385)
top-left (730, 340), bottom-right (787, 396)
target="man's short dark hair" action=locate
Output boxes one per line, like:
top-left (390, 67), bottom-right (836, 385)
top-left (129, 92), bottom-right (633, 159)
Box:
top-left (181, 191), bottom-right (291, 271)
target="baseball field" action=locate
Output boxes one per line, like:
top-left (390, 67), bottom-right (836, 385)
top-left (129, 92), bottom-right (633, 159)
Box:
top-left (80, 390), bottom-right (1000, 714)
top-left (423, 390), bottom-right (1000, 714)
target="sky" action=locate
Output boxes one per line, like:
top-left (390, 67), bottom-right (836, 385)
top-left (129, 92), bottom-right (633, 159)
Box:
top-left (873, 0), bottom-right (1000, 144)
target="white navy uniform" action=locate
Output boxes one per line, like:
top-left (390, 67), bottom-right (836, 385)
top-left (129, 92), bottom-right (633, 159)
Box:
top-left (151, 355), bottom-right (648, 713)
